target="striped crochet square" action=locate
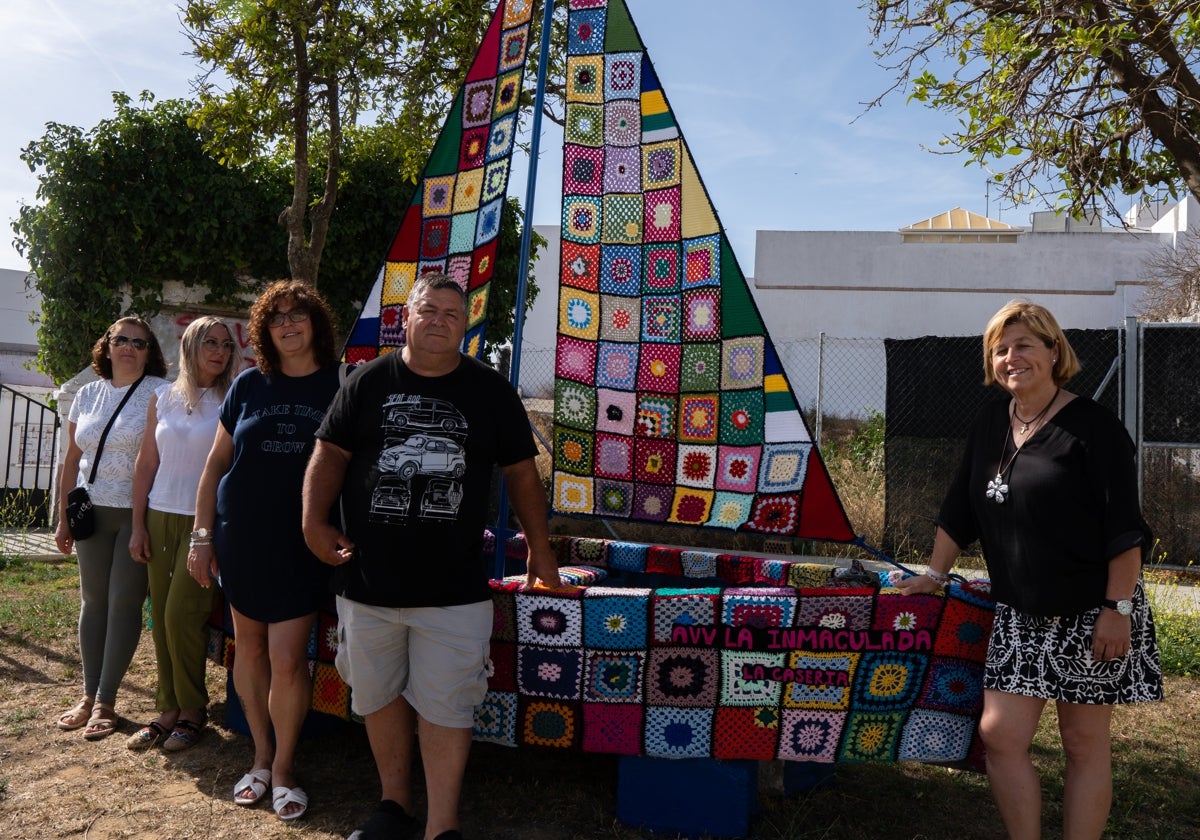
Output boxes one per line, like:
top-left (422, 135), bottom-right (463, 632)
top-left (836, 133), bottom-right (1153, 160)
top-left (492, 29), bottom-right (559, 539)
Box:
top-left (721, 588), bottom-right (796, 628)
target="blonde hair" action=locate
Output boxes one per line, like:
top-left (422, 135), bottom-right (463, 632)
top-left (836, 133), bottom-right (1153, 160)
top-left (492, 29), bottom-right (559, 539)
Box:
top-left (982, 299), bottom-right (1080, 387)
top-left (171, 316), bottom-right (237, 411)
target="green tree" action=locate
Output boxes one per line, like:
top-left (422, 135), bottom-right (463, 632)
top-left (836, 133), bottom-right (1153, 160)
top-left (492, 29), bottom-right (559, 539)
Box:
top-left (13, 93), bottom-right (288, 383)
top-left (182, 0), bottom-right (499, 285)
top-left (867, 1), bottom-right (1200, 218)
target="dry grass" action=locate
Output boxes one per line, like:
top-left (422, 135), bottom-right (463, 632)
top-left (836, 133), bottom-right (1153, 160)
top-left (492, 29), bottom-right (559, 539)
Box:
top-left (3, 556), bottom-right (1199, 839)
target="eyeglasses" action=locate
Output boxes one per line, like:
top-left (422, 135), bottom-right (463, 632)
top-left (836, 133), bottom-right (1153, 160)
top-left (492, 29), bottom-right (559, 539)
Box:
top-left (268, 309), bottom-right (310, 328)
top-left (111, 335), bottom-right (149, 350)
top-left (202, 338), bottom-right (237, 353)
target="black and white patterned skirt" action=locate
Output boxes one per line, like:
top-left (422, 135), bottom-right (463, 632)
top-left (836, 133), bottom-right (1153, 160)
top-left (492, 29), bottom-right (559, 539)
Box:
top-left (985, 583), bottom-right (1164, 705)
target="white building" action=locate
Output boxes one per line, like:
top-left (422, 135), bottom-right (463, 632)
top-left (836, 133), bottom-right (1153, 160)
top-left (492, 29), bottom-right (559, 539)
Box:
top-left (516, 199), bottom-right (1199, 410)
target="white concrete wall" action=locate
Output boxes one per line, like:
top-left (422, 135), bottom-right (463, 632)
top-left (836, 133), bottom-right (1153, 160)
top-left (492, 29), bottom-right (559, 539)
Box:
top-left (752, 229), bottom-right (1164, 340)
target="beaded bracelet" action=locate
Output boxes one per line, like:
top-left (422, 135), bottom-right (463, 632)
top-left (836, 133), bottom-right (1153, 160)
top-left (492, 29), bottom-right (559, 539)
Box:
top-left (925, 569), bottom-right (951, 585)
top-left (189, 539), bottom-right (212, 549)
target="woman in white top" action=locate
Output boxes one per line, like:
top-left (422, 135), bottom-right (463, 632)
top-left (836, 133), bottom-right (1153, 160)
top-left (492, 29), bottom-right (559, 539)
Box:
top-left (54, 317), bottom-right (168, 739)
top-left (126, 316), bottom-right (239, 751)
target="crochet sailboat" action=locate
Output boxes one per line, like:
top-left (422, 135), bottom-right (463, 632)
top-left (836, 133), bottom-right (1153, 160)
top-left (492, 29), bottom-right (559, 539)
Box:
top-left (344, 0), bottom-right (855, 544)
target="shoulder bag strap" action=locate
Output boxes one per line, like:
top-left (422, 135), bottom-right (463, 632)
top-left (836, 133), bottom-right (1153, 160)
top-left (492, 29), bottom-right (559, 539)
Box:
top-left (84, 373), bottom-right (148, 485)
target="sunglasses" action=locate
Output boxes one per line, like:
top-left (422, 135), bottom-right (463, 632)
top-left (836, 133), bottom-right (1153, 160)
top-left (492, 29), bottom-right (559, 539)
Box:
top-left (202, 338), bottom-right (237, 353)
top-left (111, 335), bottom-right (149, 350)
top-left (268, 309), bottom-right (310, 328)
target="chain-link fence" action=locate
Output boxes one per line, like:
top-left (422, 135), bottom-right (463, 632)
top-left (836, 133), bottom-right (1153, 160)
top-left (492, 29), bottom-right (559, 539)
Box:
top-left (511, 324), bottom-right (1200, 565)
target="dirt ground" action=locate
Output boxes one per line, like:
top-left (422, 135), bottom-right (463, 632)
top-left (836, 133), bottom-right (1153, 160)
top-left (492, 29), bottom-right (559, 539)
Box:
top-left (0, 617), bottom-right (643, 840)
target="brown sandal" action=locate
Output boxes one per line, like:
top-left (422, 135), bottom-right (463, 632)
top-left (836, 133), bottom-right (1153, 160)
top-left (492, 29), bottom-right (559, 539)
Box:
top-left (83, 703), bottom-right (118, 741)
top-left (56, 697), bottom-right (95, 731)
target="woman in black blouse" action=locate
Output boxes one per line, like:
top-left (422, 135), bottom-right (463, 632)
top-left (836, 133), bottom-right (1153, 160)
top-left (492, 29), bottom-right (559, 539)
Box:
top-left (899, 300), bottom-right (1161, 839)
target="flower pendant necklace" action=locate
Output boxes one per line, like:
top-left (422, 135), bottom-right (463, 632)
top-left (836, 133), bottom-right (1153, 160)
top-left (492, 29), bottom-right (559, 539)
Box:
top-left (986, 388), bottom-right (1059, 504)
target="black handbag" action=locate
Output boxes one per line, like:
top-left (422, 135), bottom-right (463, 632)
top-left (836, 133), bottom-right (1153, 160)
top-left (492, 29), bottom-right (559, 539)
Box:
top-left (65, 486), bottom-right (95, 540)
top-left (65, 374), bottom-right (147, 540)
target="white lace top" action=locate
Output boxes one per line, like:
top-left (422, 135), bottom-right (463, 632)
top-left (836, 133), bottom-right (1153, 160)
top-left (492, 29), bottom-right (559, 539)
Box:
top-left (69, 376), bottom-right (166, 508)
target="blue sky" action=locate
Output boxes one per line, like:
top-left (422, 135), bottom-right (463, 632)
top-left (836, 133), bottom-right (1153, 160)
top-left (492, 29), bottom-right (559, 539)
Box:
top-left (1, 0), bottom-right (1021, 274)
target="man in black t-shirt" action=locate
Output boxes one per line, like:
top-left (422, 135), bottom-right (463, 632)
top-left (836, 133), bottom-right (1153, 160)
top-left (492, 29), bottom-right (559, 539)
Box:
top-left (303, 274), bottom-right (561, 840)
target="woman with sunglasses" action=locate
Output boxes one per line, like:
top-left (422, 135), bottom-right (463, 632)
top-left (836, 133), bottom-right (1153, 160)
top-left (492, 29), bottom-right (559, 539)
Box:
top-left (125, 316), bottom-right (239, 752)
top-left (191, 281), bottom-right (343, 822)
top-left (54, 317), bottom-right (169, 740)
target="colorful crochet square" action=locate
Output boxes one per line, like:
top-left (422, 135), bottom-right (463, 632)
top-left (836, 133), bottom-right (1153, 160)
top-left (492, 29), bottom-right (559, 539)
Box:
top-left (651, 589), bottom-right (721, 643)
top-left (851, 652), bottom-right (928, 712)
top-left (582, 588), bottom-right (652, 649)
top-left (780, 651), bottom-right (860, 711)
top-left (520, 699), bottom-right (579, 750)
top-left (583, 651), bottom-right (645, 702)
top-left (491, 590), bottom-right (517, 642)
top-left (778, 710), bottom-right (845, 762)
top-left (795, 593), bottom-right (875, 631)
top-left (898, 709), bottom-right (976, 764)
top-left (933, 594), bottom-right (995, 661)
top-left (713, 706), bottom-right (780, 760)
top-left (311, 662), bottom-right (350, 718)
top-left (474, 691), bottom-right (518, 746)
top-left (646, 647), bottom-right (719, 706)
top-left (644, 707), bottom-right (713, 758)
top-left (721, 588), bottom-right (797, 628)
top-left (680, 550), bottom-right (718, 578)
top-left (918, 658), bottom-right (985, 715)
top-left (343, 0), bottom-right (533, 363)
top-left (582, 703), bottom-right (644, 754)
top-left (719, 650), bottom-right (785, 706)
top-left (517, 646), bottom-right (584, 700)
top-left (607, 541), bottom-right (649, 573)
top-left (838, 710), bottom-right (906, 762)
top-left (516, 594), bottom-right (584, 647)
top-left (645, 545), bottom-right (683, 576)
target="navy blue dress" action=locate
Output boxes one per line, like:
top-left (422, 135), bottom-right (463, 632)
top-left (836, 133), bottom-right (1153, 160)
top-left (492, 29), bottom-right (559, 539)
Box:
top-left (214, 366), bottom-right (339, 623)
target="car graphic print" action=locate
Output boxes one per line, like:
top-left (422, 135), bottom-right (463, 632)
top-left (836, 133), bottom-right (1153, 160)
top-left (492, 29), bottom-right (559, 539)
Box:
top-left (382, 395), bottom-right (467, 436)
top-left (378, 435), bottom-right (466, 481)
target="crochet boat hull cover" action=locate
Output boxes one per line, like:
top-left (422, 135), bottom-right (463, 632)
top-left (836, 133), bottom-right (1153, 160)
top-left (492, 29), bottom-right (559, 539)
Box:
top-left (209, 533), bottom-right (994, 768)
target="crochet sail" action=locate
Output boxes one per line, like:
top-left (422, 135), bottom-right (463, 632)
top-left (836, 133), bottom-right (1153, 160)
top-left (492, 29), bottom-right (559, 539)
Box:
top-left (549, 0), bottom-right (854, 542)
top-left (342, 0), bottom-right (536, 364)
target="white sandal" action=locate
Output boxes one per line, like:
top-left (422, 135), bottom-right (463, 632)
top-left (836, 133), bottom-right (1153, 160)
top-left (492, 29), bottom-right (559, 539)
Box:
top-left (272, 785), bottom-right (309, 821)
top-left (232, 768), bottom-right (271, 806)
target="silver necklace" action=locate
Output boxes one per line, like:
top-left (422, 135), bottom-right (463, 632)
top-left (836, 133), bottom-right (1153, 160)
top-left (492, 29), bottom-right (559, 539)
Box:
top-left (986, 433), bottom-right (1019, 504)
top-left (986, 388), bottom-right (1059, 504)
top-left (187, 387), bottom-right (211, 416)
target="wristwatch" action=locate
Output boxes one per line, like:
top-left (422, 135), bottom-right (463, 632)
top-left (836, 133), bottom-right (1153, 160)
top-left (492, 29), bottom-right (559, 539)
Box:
top-left (190, 527), bottom-right (211, 541)
top-left (1101, 597), bottom-right (1133, 616)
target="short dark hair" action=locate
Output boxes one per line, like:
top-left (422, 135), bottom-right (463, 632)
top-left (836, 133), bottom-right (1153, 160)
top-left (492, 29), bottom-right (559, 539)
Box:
top-left (90, 317), bottom-right (168, 380)
top-left (409, 272), bottom-right (467, 316)
top-left (247, 280), bottom-right (340, 377)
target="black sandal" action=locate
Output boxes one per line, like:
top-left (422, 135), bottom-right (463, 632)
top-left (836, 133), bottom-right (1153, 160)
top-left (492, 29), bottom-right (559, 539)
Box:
top-left (126, 720), bottom-right (171, 751)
